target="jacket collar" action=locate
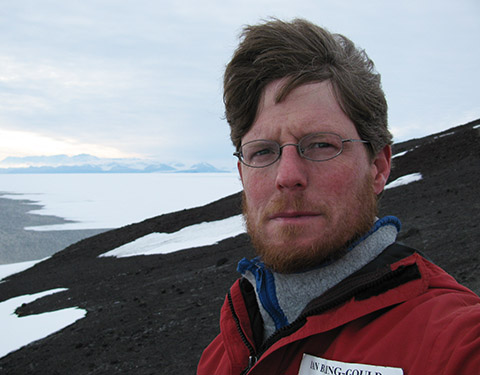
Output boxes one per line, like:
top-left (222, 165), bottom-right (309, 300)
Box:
top-left (226, 243), bottom-right (427, 369)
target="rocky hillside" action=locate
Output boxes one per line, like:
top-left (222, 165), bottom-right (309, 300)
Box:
top-left (0, 119), bottom-right (479, 374)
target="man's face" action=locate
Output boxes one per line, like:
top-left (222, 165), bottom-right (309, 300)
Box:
top-left (238, 80), bottom-right (391, 273)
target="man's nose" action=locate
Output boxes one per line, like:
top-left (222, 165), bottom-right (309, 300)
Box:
top-left (274, 144), bottom-right (308, 190)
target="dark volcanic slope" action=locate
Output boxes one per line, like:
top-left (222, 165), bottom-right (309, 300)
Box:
top-left (384, 120), bottom-right (479, 292)
top-left (0, 119), bottom-right (479, 374)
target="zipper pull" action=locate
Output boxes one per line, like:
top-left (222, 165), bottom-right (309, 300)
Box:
top-left (241, 356), bottom-right (258, 375)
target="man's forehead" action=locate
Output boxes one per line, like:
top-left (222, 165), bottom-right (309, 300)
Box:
top-left (246, 80), bottom-right (356, 141)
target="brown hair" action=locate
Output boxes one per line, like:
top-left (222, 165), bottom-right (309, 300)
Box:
top-left (224, 18), bottom-right (392, 157)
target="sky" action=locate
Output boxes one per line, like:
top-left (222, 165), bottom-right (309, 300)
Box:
top-left (1, 0), bottom-right (479, 169)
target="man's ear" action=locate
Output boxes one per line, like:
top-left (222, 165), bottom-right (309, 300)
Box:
top-left (371, 145), bottom-right (392, 195)
top-left (237, 160), bottom-right (244, 185)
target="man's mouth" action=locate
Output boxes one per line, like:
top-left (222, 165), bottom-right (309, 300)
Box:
top-left (269, 211), bottom-right (321, 221)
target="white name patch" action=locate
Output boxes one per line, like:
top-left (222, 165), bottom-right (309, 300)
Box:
top-left (298, 354), bottom-right (404, 375)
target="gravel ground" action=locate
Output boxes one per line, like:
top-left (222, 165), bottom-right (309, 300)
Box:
top-left (0, 196), bottom-right (109, 264)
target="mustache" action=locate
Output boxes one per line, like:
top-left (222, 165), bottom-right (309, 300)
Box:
top-left (242, 192), bottom-right (328, 220)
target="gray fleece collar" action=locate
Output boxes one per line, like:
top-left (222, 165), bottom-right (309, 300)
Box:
top-left (238, 216), bottom-right (401, 341)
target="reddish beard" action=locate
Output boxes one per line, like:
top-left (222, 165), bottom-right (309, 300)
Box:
top-left (242, 175), bottom-right (378, 273)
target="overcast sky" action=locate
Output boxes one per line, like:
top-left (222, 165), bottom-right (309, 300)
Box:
top-left (1, 0), bottom-right (479, 168)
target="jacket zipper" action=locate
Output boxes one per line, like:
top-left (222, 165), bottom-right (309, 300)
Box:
top-left (232, 264), bottom-right (418, 374)
top-left (227, 291), bottom-right (257, 374)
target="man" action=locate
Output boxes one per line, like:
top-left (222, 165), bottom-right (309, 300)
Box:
top-left (197, 19), bottom-right (480, 375)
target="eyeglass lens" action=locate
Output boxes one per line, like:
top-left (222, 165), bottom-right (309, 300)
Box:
top-left (241, 133), bottom-right (344, 167)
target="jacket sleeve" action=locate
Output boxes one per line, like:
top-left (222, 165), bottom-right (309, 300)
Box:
top-left (429, 302), bottom-right (480, 374)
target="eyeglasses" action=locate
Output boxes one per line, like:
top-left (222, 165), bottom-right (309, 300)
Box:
top-left (234, 132), bottom-right (369, 168)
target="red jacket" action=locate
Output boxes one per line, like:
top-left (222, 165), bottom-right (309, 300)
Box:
top-left (197, 245), bottom-right (480, 374)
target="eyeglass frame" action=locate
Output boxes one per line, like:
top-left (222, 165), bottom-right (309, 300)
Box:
top-left (233, 131), bottom-right (370, 168)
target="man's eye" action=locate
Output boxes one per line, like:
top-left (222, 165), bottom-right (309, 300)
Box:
top-left (251, 148), bottom-right (275, 158)
top-left (254, 148), bottom-right (274, 155)
top-left (307, 142), bottom-right (334, 149)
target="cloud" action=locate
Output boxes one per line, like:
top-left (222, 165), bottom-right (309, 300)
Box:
top-left (0, 0), bottom-right (478, 165)
top-left (0, 128), bottom-right (135, 160)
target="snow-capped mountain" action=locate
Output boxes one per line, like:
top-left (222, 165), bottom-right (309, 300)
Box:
top-left (0, 154), bottom-right (229, 173)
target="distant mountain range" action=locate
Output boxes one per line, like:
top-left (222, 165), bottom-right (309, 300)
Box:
top-left (0, 154), bottom-right (229, 173)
